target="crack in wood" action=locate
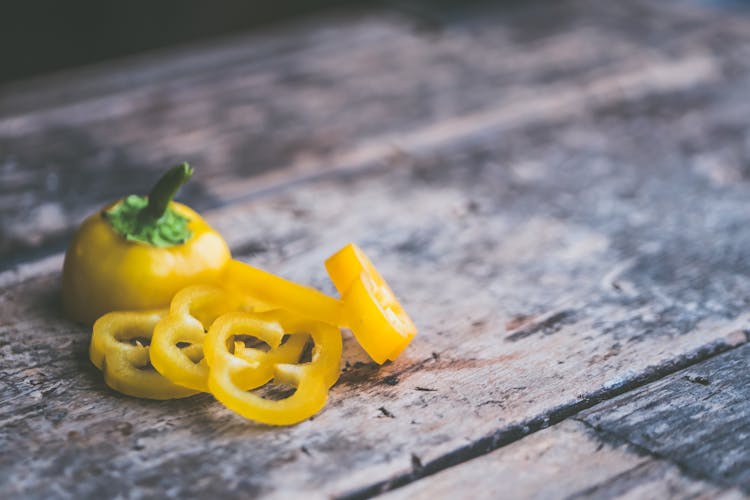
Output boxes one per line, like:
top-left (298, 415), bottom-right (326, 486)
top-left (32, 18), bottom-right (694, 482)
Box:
top-left (570, 418), bottom-right (737, 496)
top-left (564, 460), bottom-right (685, 500)
top-left (578, 342), bottom-right (750, 493)
top-left (336, 335), bottom-right (748, 500)
top-left (504, 309), bottom-right (577, 342)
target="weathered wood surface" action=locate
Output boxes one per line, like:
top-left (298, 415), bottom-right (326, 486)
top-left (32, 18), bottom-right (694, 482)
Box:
top-left (3, 0), bottom-right (750, 498)
top-left (580, 343), bottom-right (750, 493)
top-left (2, 0), bottom-right (746, 263)
top-left (380, 345), bottom-right (750, 499)
top-left (382, 420), bottom-right (743, 500)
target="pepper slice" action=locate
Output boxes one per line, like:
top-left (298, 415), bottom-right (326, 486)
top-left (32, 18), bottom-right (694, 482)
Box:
top-left (222, 259), bottom-right (344, 326)
top-left (206, 312), bottom-right (311, 390)
top-left (149, 285), bottom-right (252, 391)
top-left (90, 310), bottom-right (199, 400)
top-left (325, 243), bottom-right (417, 364)
top-left (204, 310), bottom-right (342, 425)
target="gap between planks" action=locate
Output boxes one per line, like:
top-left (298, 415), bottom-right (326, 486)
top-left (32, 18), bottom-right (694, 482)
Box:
top-left (337, 330), bottom-right (749, 499)
top-left (570, 418), bottom-right (726, 496)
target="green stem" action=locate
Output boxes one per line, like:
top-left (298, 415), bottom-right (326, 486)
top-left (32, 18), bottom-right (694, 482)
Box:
top-left (143, 162), bottom-right (193, 221)
top-left (105, 163), bottom-right (195, 247)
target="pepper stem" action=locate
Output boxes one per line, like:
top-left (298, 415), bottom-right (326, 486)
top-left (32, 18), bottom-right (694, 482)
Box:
top-left (104, 163), bottom-right (195, 247)
top-left (144, 163), bottom-right (193, 221)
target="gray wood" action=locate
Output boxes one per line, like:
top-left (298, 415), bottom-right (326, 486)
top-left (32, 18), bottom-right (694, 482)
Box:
top-left (2, 0), bottom-right (750, 498)
top-left (578, 343), bottom-right (750, 493)
top-left (378, 346), bottom-right (750, 499)
top-left (0, 0), bottom-right (743, 264)
top-left (381, 420), bottom-right (742, 500)
top-left (3, 106), bottom-right (750, 496)
top-left (570, 462), bottom-right (744, 500)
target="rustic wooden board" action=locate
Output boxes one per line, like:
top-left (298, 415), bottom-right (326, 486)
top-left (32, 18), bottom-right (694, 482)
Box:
top-left (578, 343), bottom-right (750, 493)
top-left (3, 0), bottom-right (750, 497)
top-left (1, 0), bottom-right (746, 264)
top-left (3, 118), bottom-right (750, 497)
top-left (380, 420), bottom-right (741, 500)
top-left (376, 346), bottom-right (750, 499)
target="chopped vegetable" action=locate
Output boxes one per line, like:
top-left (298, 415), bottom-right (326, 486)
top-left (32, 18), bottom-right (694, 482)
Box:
top-left (204, 310), bottom-right (342, 425)
top-left (149, 285), bottom-right (250, 391)
top-left (224, 244), bottom-right (418, 365)
top-left (325, 243), bottom-right (417, 364)
top-left (73, 164), bottom-right (417, 424)
top-left (223, 259), bottom-right (344, 326)
top-left (90, 310), bottom-right (199, 400)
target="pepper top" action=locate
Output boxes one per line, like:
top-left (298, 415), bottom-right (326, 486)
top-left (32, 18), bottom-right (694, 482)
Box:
top-left (104, 163), bottom-right (194, 247)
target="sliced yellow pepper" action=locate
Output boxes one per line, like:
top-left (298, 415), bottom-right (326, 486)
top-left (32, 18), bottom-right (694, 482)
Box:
top-left (222, 259), bottom-right (344, 326)
top-left (90, 310), bottom-right (199, 400)
top-left (149, 285), bottom-right (251, 391)
top-left (208, 312), bottom-right (311, 390)
top-left (223, 244), bottom-right (416, 365)
top-left (204, 310), bottom-right (342, 425)
top-left (325, 243), bottom-right (417, 364)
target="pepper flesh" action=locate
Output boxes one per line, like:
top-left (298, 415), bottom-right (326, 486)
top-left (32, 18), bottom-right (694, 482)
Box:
top-left (150, 285), bottom-right (245, 391)
top-left (325, 243), bottom-right (417, 364)
top-left (204, 310), bottom-right (342, 425)
top-left (62, 164), bottom-right (231, 325)
top-left (90, 310), bottom-right (199, 400)
top-left (222, 259), bottom-right (344, 326)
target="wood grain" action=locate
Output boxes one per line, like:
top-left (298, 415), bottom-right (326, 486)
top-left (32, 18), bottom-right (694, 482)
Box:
top-left (579, 343), bottom-right (750, 493)
top-left (380, 420), bottom-right (741, 500)
top-left (376, 346), bottom-right (750, 499)
top-left (0, 0), bottom-right (743, 264)
top-left (3, 121), bottom-right (750, 496)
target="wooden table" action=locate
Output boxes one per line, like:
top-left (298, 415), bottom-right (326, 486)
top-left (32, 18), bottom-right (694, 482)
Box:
top-left (2, 0), bottom-right (749, 497)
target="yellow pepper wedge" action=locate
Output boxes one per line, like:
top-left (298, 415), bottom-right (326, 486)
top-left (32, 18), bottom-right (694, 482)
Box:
top-left (149, 285), bottom-right (252, 392)
top-left (222, 259), bottom-right (344, 326)
top-left (62, 164), bottom-right (231, 325)
top-left (204, 310), bottom-right (342, 425)
top-left (90, 310), bottom-right (199, 400)
top-left (325, 243), bottom-right (417, 364)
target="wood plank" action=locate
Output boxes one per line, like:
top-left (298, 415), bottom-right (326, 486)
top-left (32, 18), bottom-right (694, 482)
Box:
top-left (578, 343), bottom-right (750, 493)
top-left (378, 420), bottom-right (741, 500)
top-left (3, 0), bottom-right (750, 497)
top-left (3, 94), bottom-right (750, 495)
top-left (570, 462), bottom-right (744, 500)
top-left (375, 346), bottom-right (750, 498)
top-left (0, 0), bottom-right (742, 263)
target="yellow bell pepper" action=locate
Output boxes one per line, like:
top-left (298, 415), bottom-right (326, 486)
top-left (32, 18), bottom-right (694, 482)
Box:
top-left (223, 244), bottom-right (417, 365)
top-left (62, 164), bottom-right (231, 325)
top-left (222, 259), bottom-right (344, 326)
top-left (149, 285), bottom-right (248, 391)
top-left (204, 310), bottom-right (342, 425)
top-left (325, 243), bottom-right (417, 364)
top-left (150, 285), bottom-right (306, 391)
top-left (210, 311), bottom-right (311, 390)
top-left (90, 310), bottom-right (199, 400)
